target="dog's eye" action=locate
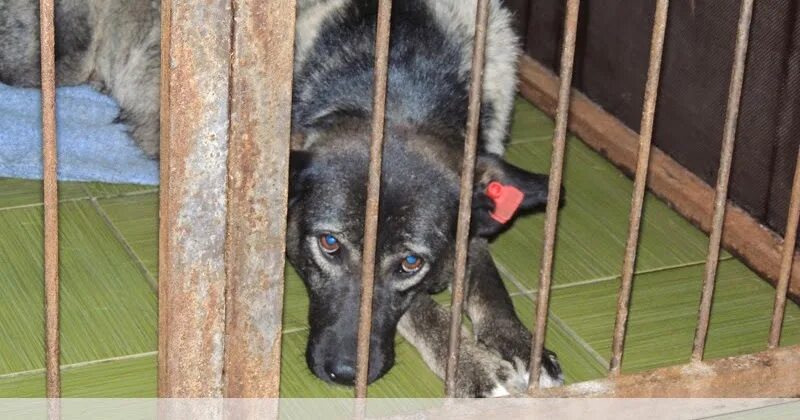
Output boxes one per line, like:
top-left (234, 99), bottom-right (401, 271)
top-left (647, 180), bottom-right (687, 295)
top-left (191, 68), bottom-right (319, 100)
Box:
top-left (319, 234), bottom-right (341, 254)
top-left (400, 255), bottom-right (424, 274)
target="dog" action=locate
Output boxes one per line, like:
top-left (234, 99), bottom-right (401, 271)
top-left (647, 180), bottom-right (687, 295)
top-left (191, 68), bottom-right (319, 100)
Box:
top-left (0, 0), bottom-right (564, 396)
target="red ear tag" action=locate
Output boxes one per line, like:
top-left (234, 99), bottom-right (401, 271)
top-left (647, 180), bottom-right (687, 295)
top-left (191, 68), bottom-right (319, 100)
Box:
top-left (485, 182), bottom-right (525, 224)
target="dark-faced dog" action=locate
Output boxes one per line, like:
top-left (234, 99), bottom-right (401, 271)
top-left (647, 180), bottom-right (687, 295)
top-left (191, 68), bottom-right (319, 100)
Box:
top-left (0, 0), bottom-right (563, 396)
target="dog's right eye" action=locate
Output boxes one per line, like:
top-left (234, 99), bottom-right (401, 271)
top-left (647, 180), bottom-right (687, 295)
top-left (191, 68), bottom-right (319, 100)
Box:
top-left (318, 234), bottom-right (341, 255)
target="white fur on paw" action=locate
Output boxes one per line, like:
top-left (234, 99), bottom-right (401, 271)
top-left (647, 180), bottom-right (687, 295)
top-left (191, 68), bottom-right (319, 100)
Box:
top-left (489, 383), bottom-right (511, 397)
top-left (537, 366), bottom-right (564, 389)
top-left (488, 357), bottom-right (530, 397)
top-left (490, 361), bottom-right (564, 396)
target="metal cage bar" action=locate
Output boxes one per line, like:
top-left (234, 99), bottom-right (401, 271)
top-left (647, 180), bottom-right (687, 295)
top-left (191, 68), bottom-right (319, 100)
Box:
top-left (156, 0), bottom-right (172, 397)
top-left (158, 0), bottom-right (232, 397)
top-left (355, 0), bottom-right (393, 398)
top-left (768, 148), bottom-right (800, 348)
top-left (224, 0), bottom-right (297, 398)
top-left (609, 0), bottom-right (669, 376)
top-left (692, 0), bottom-right (755, 362)
top-left (444, 0), bottom-right (491, 397)
top-left (39, 0), bottom-right (60, 400)
top-left (528, 0), bottom-right (580, 390)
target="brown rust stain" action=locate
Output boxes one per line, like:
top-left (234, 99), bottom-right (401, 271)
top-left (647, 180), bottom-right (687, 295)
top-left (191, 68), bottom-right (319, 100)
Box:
top-left (533, 345), bottom-right (800, 397)
top-left (528, 0), bottom-right (580, 391)
top-left (609, 0), bottom-right (669, 375)
top-left (40, 0), bottom-right (61, 400)
top-left (160, 0), bottom-right (232, 398)
top-left (355, 0), bottom-right (393, 399)
top-left (223, 0), bottom-right (296, 397)
top-left (692, 0), bottom-right (755, 363)
top-left (446, 0), bottom-right (491, 397)
top-left (157, 0), bottom-right (172, 396)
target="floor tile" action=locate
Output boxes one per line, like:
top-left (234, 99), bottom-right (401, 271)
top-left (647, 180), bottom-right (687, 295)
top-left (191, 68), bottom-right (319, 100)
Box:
top-left (508, 98), bottom-right (556, 143)
top-left (0, 201), bottom-right (157, 375)
top-left (0, 353), bottom-right (156, 398)
top-left (508, 295), bottom-right (607, 383)
top-left (490, 137), bottom-right (727, 290)
top-left (546, 259), bottom-right (800, 374)
top-left (82, 182), bottom-right (157, 199)
top-left (0, 178), bottom-right (88, 209)
top-left (96, 192), bottom-right (159, 278)
top-left (282, 265), bottom-right (310, 332)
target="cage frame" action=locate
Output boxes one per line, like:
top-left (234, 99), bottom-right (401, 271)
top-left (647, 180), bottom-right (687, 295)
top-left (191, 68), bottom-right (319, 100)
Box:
top-left (35, 0), bottom-right (800, 402)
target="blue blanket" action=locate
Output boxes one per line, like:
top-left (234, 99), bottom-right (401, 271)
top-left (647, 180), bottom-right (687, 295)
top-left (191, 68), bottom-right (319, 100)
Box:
top-left (0, 82), bottom-right (159, 185)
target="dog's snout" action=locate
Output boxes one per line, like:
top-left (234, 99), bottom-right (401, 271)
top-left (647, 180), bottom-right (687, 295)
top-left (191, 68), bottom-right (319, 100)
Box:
top-left (325, 360), bottom-right (356, 385)
top-left (307, 330), bottom-right (395, 386)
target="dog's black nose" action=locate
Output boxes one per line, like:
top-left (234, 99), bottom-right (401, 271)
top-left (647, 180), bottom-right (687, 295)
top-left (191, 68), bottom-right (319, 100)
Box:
top-left (325, 360), bottom-right (356, 385)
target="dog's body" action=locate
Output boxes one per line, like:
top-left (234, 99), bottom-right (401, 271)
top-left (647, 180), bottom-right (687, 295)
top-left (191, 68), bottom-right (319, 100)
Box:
top-left (0, 0), bottom-right (563, 396)
top-left (0, 0), bottom-right (161, 156)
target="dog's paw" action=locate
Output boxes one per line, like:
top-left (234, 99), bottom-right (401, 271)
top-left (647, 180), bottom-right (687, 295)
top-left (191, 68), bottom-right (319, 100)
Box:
top-left (454, 344), bottom-right (564, 397)
top-left (453, 342), bottom-right (522, 397)
top-left (475, 324), bottom-right (564, 392)
top-left (537, 349), bottom-right (565, 389)
top-left (452, 342), bottom-right (553, 397)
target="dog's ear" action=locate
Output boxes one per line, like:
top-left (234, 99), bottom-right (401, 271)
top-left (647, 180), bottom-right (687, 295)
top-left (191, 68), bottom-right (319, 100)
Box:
top-left (289, 150), bottom-right (313, 205)
top-left (471, 154), bottom-right (552, 237)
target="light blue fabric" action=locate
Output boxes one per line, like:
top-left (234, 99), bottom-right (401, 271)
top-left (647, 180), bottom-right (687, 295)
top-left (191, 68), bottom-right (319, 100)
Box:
top-left (0, 82), bottom-right (159, 185)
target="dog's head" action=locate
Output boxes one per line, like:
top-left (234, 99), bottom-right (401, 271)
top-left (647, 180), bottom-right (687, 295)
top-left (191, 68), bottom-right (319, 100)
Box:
top-left (287, 117), bottom-right (549, 386)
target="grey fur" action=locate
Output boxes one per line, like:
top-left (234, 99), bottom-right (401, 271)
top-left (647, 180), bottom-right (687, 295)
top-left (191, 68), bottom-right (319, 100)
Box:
top-left (0, 0), bottom-right (160, 156)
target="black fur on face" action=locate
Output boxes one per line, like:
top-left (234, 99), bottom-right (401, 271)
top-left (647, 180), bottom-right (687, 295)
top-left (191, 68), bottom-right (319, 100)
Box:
top-left (286, 118), bottom-right (550, 386)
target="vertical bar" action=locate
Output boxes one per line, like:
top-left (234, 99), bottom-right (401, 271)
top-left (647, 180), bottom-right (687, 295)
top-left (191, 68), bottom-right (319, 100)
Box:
top-left (528, 0), bottom-right (580, 391)
top-left (692, 0), bottom-right (754, 362)
top-left (158, 0), bottom-right (232, 397)
top-left (768, 148), bottom-right (800, 348)
top-left (224, 0), bottom-right (297, 397)
top-left (157, 0), bottom-right (172, 397)
top-left (39, 0), bottom-right (60, 400)
top-left (355, 0), bottom-right (393, 399)
top-left (444, 0), bottom-right (491, 397)
top-left (609, 0), bottom-right (669, 376)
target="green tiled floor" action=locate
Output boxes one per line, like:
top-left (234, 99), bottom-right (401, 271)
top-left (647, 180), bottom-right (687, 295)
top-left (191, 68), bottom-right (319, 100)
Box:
top-left (0, 201), bottom-right (156, 374)
top-left (0, 99), bottom-right (797, 397)
top-left (545, 259), bottom-right (800, 373)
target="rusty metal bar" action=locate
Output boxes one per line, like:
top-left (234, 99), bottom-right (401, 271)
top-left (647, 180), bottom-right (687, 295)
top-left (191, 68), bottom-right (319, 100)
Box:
top-left (156, 0), bottom-right (172, 397)
top-left (692, 0), bottom-right (754, 363)
top-left (158, 0), bottom-right (232, 397)
top-left (39, 0), bottom-right (60, 400)
top-left (769, 148), bottom-right (800, 348)
top-left (528, 0), bottom-right (580, 391)
top-left (223, 0), bottom-right (297, 398)
top-left (534, 344), bottom-right (800, 397)
top-left (609, 0), bottom-right (669, 376)
top-left (444, 0), bottom-right (491, 398)
top-left (355, 0), bottom-right (393, 398)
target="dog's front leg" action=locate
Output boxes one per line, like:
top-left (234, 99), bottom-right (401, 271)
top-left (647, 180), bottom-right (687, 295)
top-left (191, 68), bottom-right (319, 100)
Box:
top-left (464, 238), bottom-right (564, 389)
top-left (397, 294), bottom-right (530, 397)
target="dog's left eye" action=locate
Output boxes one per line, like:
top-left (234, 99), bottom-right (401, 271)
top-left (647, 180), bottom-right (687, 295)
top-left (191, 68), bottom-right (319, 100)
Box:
top-left (400, 255), bottom-right (424, 274)
top-left (319, 234), bottom-right (341, 254)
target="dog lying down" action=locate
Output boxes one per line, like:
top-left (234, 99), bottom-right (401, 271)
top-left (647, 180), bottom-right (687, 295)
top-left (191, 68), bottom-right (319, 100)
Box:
top-left (0, 0), bottom-right (564, 396)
